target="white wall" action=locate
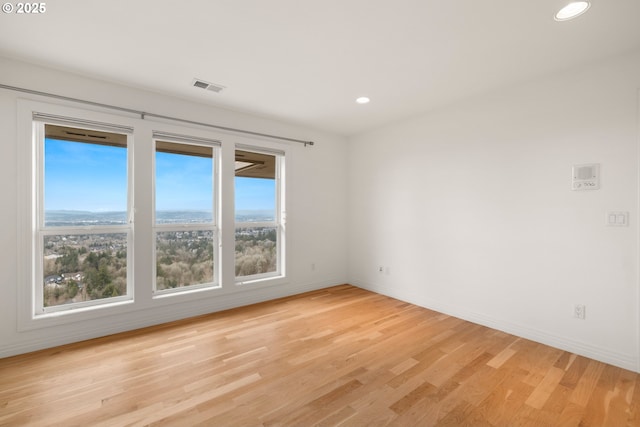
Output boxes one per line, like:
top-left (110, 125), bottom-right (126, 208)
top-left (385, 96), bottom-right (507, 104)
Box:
top-left (0, 56), bottom-right (349, 357)
top-left (4, 49), bottom-right (640, 371)
top-left (348, 50), bottom-right (640, 371)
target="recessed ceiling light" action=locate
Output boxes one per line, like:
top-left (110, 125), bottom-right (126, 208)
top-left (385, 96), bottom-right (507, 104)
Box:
top-left (356, 97), bottom-right (370, 104)
top-left (555, 1), bottom-right (590, 21)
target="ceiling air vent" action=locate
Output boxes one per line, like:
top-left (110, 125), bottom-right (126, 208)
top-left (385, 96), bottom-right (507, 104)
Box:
top-left (192, 78), bottom-right (225, 93)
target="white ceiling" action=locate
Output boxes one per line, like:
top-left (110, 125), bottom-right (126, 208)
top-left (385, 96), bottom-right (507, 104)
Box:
top-left (1, 0), bottom-right (639, 136)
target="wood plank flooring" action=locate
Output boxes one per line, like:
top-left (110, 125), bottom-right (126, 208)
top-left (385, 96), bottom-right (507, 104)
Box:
top-left (1, 284), bottom-right (639, 426)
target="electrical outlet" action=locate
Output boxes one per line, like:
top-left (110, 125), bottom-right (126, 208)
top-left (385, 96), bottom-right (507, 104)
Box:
top-left (573, 304), bottom-right (586, 320)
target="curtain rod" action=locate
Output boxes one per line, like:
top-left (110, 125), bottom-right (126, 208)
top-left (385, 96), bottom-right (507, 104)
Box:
top-left (0, 83), bottom-right (315, 147)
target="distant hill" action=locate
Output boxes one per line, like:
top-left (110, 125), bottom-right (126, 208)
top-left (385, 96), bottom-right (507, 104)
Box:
top-left (45, 210), bottom-right (274, 226)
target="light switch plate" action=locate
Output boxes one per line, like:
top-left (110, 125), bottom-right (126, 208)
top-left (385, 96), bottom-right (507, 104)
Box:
top-left (606, 211), bottom-right (629, 227)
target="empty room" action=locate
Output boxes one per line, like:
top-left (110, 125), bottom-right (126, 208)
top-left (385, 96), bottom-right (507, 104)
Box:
top-left (1, 1), bottom-right (640, 425)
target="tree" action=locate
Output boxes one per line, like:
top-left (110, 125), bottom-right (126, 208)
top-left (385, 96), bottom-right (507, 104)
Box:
top-left (84, 252), bottom-right (99, 270)
top-left (67, 280), bottom-right (79, 299)
top-left (102, 283), bottom-right (119, 298)
top-left (56, 246), bottom-right (79, 273)
top-left (96, 263), bottom-right (111, 290)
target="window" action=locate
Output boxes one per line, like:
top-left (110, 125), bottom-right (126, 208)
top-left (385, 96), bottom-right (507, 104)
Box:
top-left (235, 147), bottom-right (285, 281)
top-left (153, 133), bottom-right (219, 293)
top-left (20, 101), bottom-right (289, 329)
top-left (35, 120), bottom-right (133, 313)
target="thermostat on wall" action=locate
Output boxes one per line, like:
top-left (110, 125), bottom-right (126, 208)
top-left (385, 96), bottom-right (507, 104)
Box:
top-left (572, 163), bottom-right (600, 191)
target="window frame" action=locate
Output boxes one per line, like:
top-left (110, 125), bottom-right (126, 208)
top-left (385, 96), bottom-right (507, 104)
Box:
top-left (234, 144), bottom-right (286, 284)
top-left (16, 100), bottom-right (291, 333)
top-left (35, 118), bottom-right (134, 314)
top-left (152, 132), bottom-right (221, 296)
top-left (17, 101), bottom-right (139, 329)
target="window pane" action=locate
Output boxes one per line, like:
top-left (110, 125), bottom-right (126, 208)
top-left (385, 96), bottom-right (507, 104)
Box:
top-left (235, 226), bottom-right (277, 277)
top-left (235, 150), bottom-right (276, 222)
top-left (156, 142), bottom-right (213, 224)
top-left (154, 140), bottom-right (216, 293)
top-left (156, 230), bottom-right (214, 290)
top-left (235, 149), bottom-right (279, 279)
top-left (44, 125), bottom-right (128, 226)
top-left (235, 177), bottom-right (276, 222)
top-left (43, 233), bottom-right (127, 307)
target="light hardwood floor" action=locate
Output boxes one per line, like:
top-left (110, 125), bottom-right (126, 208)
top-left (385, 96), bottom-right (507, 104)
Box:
top-left (1, 284), bottom-right (639, 426)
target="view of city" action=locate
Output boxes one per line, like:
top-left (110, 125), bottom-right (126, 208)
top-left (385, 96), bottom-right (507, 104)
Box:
top-left (42, 211), bottom-right (277, 307)
top-left (42, 132), bottom-right (279, 309)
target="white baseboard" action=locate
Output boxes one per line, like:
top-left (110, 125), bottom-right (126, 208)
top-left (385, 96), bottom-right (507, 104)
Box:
top-left (7, 278), bottom-right (635, 373)
top-left (350, 279), bottom-right (638, 372)
top-left (1, 279), bottom-right (340, 359)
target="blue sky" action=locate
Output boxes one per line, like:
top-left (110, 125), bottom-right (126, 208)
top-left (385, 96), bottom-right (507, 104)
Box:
top-left (234, 177), bottom-right (275, 212)
top-left (45, 138), bottom-right (275, 213)
top-left (45, 139), bottom-right (128, 212)
top-left (155, 151), bottom-right (213, 211)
